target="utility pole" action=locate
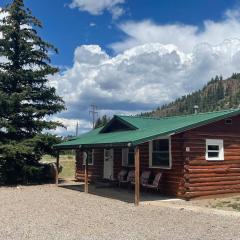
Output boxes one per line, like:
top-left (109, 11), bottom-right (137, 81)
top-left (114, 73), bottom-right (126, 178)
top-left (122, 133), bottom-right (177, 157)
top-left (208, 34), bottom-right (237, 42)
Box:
top-left (89, 104), bottom-right (98, 129)
top-left (76, 122), bottom-right (79, 136)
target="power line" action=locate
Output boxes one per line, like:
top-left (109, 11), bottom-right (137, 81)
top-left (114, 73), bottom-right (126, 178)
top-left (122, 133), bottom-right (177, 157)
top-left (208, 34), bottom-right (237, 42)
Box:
top-left (89, 104), bottom-right (98, 129)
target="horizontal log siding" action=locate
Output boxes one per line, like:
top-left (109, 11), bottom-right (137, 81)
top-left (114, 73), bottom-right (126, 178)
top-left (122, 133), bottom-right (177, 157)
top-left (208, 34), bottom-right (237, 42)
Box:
top-left (75, 149), bottom-right (104, 181)
top-left (130, 135), bottom-right (185, 197)
top-left (75, 134), bottom-right (186, 198)
top-left (183, 115), bottom-right (240, 199)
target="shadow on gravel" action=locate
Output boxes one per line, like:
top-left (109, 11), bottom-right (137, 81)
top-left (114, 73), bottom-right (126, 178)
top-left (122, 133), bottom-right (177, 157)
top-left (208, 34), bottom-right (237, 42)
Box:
top-left (59, 182), bottom-right (174, 204)
top-left (0, 180), bottom-right (55, 188)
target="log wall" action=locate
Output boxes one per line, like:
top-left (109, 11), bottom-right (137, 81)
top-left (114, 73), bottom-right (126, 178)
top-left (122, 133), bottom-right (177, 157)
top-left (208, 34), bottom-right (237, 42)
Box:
top-left (75, 149), bottom-right (104, 181)
top-left (183, 115), bottom-right (240, 199)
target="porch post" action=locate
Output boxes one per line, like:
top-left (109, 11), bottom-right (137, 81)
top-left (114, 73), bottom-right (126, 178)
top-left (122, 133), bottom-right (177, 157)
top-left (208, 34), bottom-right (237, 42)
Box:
top-left (84, 153), bottom-right (89, 193)
top-left (134, 146), bottom-right (140, 206)
top-left (56, 151), bottom-right (60, 185)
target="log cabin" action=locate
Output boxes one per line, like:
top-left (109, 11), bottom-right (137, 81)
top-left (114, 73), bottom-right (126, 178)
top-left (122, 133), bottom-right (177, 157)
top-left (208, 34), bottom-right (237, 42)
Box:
top-left (55, 108), bottom-right (240, 204)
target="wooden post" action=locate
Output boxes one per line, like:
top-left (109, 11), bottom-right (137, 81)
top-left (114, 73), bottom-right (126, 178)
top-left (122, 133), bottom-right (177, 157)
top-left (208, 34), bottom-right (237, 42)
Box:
top-left (84, 153), bottom-right (89, 193)
top-left (56, 151), bottom-right (60, 185)
top-left (134, 146), bottom-right (140, 206)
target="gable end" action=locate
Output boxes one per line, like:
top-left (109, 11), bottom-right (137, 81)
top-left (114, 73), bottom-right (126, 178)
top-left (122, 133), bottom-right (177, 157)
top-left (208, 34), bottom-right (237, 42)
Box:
top-left (100, 116), bottom-right (138, 133)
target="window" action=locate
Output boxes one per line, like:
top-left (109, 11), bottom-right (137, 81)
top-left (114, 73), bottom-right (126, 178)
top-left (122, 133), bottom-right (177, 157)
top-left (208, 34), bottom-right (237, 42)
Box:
top-left (83, 149), bottom-right (94, 165)
top-left (206, 139), bottom-right (224, 161)
top-left (122, 147), bottom-right (135, 166)
top-left (225, 119), bottom-right (232, 125)
top-left (149, 138), bottom-right (171, 168)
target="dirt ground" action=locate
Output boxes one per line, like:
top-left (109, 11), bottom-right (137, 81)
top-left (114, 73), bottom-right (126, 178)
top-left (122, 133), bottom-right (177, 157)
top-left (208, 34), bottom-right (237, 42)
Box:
top-left (1, 183), bottom-right (240, 240)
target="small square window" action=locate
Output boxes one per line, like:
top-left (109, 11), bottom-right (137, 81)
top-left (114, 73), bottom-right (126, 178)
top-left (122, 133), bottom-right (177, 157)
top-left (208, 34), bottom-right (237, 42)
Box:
top-left (225, 119), bottom-right (232, 125)
top-left (206, 139), bottom-right (224, 161)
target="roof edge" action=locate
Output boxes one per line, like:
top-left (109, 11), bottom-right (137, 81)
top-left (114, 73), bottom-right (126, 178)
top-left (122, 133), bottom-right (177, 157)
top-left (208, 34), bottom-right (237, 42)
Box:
top-left (119, 108), bottom-right (240, 121)
top-left (132, 108), bottom-right (240, 145)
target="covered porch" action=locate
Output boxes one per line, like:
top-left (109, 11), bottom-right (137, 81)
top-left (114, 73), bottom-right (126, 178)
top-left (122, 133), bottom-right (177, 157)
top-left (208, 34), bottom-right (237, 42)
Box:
top-left (55, 136), bottom-right (184, 206)
top-left (56, 145), bottom-right (144, 206)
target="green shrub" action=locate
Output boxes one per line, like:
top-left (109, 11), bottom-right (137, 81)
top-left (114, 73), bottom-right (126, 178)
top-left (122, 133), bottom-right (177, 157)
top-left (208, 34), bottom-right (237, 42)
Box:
top-left (0, 134), bottom-right (61, 184)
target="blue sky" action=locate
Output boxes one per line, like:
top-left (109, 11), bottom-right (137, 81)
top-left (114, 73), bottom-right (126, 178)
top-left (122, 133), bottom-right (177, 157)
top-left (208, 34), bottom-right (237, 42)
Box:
top-left (1, 0), bottom-right (240, 135)
top-left (1, 0), bottom-right (238, 66)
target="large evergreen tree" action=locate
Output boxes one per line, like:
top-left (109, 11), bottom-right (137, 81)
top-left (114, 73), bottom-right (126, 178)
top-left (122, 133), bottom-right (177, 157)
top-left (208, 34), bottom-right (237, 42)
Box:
top-left (0, 0), bottom-right (65, 183)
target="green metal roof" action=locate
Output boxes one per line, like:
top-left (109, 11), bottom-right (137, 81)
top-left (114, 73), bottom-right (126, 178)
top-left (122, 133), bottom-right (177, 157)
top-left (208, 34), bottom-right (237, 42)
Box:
top-left (55, 108), bottom-right (240, 149)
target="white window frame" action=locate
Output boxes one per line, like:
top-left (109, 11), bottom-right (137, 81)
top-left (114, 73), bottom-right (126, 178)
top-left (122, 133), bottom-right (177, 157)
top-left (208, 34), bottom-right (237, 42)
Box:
top-left (149, 137), bottom-right (172, 169)
top-left (206, 139), bottom-right (224, 161)
top-left (83, 149), bottom-right (94, 165)
top-left (122, 148), bottom-right (135, 167)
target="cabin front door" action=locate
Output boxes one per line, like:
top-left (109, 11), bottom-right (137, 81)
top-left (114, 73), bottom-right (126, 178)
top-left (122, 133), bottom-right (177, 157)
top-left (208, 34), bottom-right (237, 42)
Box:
top-left (103, 149), bottom-right (114, 179)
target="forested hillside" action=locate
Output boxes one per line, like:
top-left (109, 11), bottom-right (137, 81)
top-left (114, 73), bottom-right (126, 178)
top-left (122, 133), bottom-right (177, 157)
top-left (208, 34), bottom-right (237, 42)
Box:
top-left (142, 73), bottom-right (240, 117)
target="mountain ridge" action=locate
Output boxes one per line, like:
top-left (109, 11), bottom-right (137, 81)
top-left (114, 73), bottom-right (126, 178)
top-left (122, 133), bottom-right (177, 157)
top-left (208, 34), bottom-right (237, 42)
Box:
top-left (142, 73), bottom-right (240, 117)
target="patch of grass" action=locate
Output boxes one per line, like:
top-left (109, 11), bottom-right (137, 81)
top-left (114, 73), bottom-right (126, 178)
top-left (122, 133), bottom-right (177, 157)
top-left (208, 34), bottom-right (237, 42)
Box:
top-left (213, 201), bottom-right (231, 208)
top-left (41, 155), bottom-right (75, 179)
top-left (228, 202), bottom-right (240, 211)
top-left (209, 199), bottom-right (240, 212)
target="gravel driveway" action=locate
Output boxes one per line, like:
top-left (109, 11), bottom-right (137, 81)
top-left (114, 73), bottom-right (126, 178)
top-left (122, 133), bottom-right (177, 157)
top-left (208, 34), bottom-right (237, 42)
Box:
top-left (0, 184), bottom-right (240, 240)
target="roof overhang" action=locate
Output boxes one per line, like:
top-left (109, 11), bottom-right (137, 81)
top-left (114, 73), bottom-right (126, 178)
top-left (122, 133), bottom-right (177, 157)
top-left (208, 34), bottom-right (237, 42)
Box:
top-left (54, 142), bottom-right (133, 150)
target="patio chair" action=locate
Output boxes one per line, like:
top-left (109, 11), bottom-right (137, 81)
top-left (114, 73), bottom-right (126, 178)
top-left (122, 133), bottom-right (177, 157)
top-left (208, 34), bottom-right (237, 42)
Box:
top-left (131, 170), bottom-right (151, 186)
top-left (142, 172), bottom-right (162, 191)
top-left (118, 170), bottom-right (135, 187)
top-left (127, 170), bottom-right (135, 183)
top-left (117, 169), bottom-right (128, 186)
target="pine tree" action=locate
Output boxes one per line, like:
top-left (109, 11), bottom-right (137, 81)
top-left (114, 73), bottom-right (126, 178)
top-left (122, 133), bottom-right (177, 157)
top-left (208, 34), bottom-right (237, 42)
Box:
top-left (94, 118), bottom-right (102, 129)
top-left (145, 73), bottom-right (240, 118)
top-left (0, 0), bottom-right (65, 183)
top-left (94, 115), bottom-right (110, 128)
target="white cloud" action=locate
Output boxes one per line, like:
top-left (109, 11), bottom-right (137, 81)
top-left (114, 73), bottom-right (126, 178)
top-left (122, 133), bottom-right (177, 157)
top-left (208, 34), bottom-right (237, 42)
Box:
top-left (48, 117), bottom-right (92, 136)
top-left (111, 8), bottom-right (240, 53)
top-left (69, 0), bottom-right (126, 19)
top-left (89, 22), bottom-right (96, 27)
top-left (51, 39), bottom-right (240, 135)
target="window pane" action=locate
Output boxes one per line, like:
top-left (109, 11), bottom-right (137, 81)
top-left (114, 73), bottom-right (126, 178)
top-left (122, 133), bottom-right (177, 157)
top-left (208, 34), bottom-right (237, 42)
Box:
top-left (128, 152), bottom-right (135, 166)
top-left (208, 145), bottom-right (219, 151)
top-left (153, 139), bottom-right (169, 151)
top-left (152, 152), bottom-right (169, 167)
top-left (127, 147), bottom-right (135, 166)
top-left (87, 150), bottom-right (93, 164)
top-left (129, 147), bottom-right (135, 154)
top-left (208, 152), bottom-right (219, 158)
